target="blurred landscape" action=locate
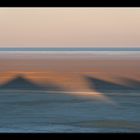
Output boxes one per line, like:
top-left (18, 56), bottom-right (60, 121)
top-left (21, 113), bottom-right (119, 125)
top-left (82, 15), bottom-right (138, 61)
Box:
top-left (0, 48), bottom-right (140, 132)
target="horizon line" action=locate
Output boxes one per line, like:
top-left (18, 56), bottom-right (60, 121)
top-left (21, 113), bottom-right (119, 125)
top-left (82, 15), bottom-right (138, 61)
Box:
top-left (0, 47), bottom-right (140, 51)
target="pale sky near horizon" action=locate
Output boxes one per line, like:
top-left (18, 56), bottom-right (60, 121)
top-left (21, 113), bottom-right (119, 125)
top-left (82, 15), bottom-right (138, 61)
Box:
top-left (0, 8), bottom-right (140, 48)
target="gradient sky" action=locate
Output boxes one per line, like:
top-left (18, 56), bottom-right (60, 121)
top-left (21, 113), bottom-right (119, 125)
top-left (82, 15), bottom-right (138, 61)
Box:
top-left (0, 8), bottom-right (140, 48)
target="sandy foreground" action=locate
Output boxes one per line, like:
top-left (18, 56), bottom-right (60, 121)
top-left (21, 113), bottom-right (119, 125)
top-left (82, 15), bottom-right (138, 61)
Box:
top-left (0, 52), bottom-right (139, 132)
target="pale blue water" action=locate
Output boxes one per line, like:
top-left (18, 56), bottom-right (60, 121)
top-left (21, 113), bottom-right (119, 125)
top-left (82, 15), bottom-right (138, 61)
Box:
top-left (0, 91), bottom-right (139, 133)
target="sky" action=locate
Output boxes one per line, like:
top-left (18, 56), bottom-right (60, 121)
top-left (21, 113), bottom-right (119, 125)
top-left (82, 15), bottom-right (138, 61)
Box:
top-left (0, 8), bottom-right (140, 48)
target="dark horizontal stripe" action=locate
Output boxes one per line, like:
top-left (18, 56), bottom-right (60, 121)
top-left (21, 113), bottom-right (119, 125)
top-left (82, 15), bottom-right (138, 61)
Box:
top-left (0, 0), bottom-right (140, 7)
top-left (0, 48), bottom-right (140, 51)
